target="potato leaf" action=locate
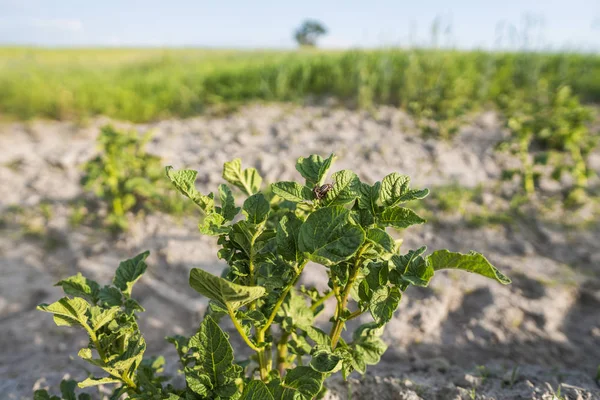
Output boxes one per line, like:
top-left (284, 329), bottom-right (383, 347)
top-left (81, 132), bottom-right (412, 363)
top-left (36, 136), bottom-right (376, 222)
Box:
top-left (427, 250), bottom-right (511, 284)
top-left (113, 251), bottom-right (149, 297)
top-left (271, 366), bottom-right (324, 400)
top-left (243, 193), bottom-right (270, 224)
top-left (37, 297), bottom-right (89, 327)
top-left (240, 380), bottom-right (274, 400)
top-left (188, 316), bottom-right (240, 398)
top-left (271, 182), bottom-right (313, 203)
top-left (189, 268), bottom-right (266, 309)
top-left (378, 206), bottom-right (425, 229)
top-left (295, 153), bottom-right (336, 187)
top-left (322, 170), bottom-right (360, 206)
top-left (223, 158), bottom-right (262, 195)
top-left (165, 166), bottom-right (214, 213)
top-left (218, 184), bottom-right (240, 221)
top-left (298, 206), bottom-right (365, 266)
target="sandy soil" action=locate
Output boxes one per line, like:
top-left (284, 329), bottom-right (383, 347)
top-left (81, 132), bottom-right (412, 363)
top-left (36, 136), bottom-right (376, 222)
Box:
top-left (1, 105), bottom-right (599, 399)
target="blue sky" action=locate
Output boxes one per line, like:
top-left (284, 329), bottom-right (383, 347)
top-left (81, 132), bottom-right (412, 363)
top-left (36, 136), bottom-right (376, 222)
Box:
top-left (1, 0), bottom-right (599, 51)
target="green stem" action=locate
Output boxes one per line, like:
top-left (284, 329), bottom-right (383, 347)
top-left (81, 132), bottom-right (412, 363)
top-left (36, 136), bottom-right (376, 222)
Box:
top-left (276, 332), bottom-right (291, 376)
top-left (255, 260), bottom-right (308, 381)
top-left (227, 307), bottom-right (260, 352)
top-left (310, 290), bottom-right (334, 312)
top-left (248, 225), bottom-right (264, 311)
top-left (346, 309), bottom-right (364, 321)
top-left (82, 322), bottom-right (107, 361)
top-left (330, 245), bottom-right (368, 349)
top-left (259, 261), bottom-right (308, 337)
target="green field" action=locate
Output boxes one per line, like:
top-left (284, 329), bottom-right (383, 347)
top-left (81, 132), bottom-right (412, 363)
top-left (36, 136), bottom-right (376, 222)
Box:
top-left (1, 47), bottom-right (600, 122)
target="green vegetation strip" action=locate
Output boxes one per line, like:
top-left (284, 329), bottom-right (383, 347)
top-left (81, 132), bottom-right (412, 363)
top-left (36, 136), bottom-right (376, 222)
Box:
top-left (1, 48), bottom-right (599, 122)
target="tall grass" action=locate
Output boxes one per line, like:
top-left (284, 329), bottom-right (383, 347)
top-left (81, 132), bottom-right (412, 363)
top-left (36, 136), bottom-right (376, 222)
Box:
top-left (1, 47), bottom-right (599, 122)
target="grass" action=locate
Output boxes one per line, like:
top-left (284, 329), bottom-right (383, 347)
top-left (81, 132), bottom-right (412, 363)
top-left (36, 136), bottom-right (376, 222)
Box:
top-left (1, 47), bottom-right (600, 122)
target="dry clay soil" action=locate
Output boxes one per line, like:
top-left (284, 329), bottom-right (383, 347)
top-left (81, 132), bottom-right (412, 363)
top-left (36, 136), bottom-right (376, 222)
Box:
top-left (1, 105), bottom-right (599, 400)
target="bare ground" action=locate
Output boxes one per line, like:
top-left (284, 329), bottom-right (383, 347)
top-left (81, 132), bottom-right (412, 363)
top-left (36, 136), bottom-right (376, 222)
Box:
top-left (1, 105), bottom-right (599, 399)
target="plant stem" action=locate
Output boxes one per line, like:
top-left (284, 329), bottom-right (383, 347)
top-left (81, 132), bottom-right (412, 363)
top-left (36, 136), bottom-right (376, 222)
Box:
top-left (255, 260), bottom-right (308, 381)
top-left (248, 225), bottom-right (264, 311)
top-left (276, 331), bottom-right (291, 376)
top-left (329, 245), bottom-right (367, 349)
top-left (346, 309), bottom-right (364, 321)
top-left (227, 307), bottom-right (260, 352)
top-left (259, 260), bottom-right (308, 337)
top-left (310, 290), bottom-right (334, 312)
top-left (255, 330), bottom-right (268, 381)
top-left (82, 322), bottom-right (107, 361)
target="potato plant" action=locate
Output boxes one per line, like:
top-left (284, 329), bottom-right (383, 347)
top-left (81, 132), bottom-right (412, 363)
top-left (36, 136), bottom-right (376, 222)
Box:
top-left (37, 154), bottom-right (510, 399)
top-left (499, 82), bottom-right (596, 200)
top-left (81, 125), bottom-right (186, 232)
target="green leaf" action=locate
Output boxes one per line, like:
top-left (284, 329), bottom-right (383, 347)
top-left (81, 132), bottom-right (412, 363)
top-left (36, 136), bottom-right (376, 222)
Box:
top-left (276, 213), bottom-right (304, 263)
top-left (165, 167), bottom-right (214, 213)
top-left (357, 181), bottom-right (381, 214)
top-left (241, 380), bottom-right (274, 400)
top-left (189, 268), bottom-right (266, 309)
top-left (295, 153), bottom-right (336, 187)
top-left (390, 247), bottom-right (433, 287)
top-left (186, 373), bottom-right (210, 396)
top-left (380, 173), bottom-right (409, 207)
top-left (271, 181), bottom-right (313, 203)
top-left (310, 349), bottom-right (342, 373)
top-left (188, 316), bottom-right (240, 397)
top-left (427, 250), bottom-right (511, 284)
top-left (60, 379), bottom-right (77, 400)
top-left (98, 286), bottom-right (122, 307)
top-left (366, 228), bottom-right (395, 253)
top-left (353, 335), bottom-right (387, 366)
top-left (90, 306), bottom-right (120, 331)
top-left (279, 290), bottom-right (314, 331)
top-left (369, 286), bottom-right (401, 325)
top-left (77, 377), bottom-right (121, 388)
top-left (398, 188), bottom-right (430, 203)
top-left (365, 262), bottom-right (389, 291)
top-left (379, 172), bottom-right (429, 206)
top-left (109, 335), bottom-right (146, 374)
top-left (33, 390), bottom-right (59, 400)
top-left (199, 212), bottom-right (230, 236)
top-left (305, 326), bottom-right (331, 347)
top-left (218, 184), bottom-right (240, 221)
top-left (298, 206), bottom-right (365, 266)
top-left (322, 170), bottom-right (360, 206)
top-left (113, 251), bottom-right (149, 297)
top-left (37, 297), bottom-right (89, 327)
top-left (243, 193), bottom-right (270, 224)
top-left (55, 273), bottom-right (99, 303)
top-left (223, 158), bottom-right (262, 195)
top-left (378, 206), bottom-right (425, 229)
top-left (272, 366), bottom-right (324, 400)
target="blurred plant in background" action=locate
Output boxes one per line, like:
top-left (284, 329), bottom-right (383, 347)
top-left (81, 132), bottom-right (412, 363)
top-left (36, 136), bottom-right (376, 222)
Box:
top-left (498, 82), bottom-right (596, 202)
top-left (80, 125), bottom-right (187, 232)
